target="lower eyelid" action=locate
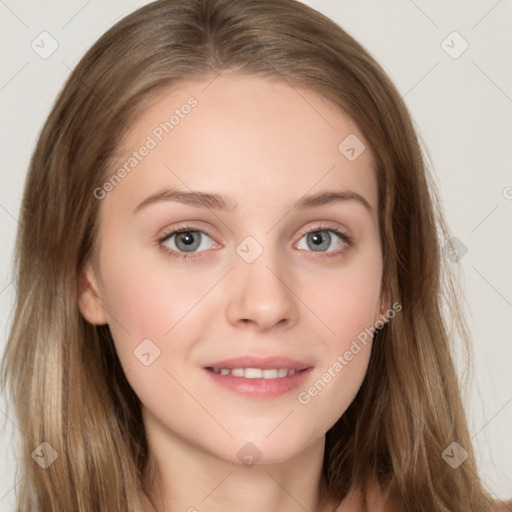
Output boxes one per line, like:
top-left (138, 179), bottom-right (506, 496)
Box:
top-left (158, 226), bottom-right (352, 258)
top-left (295, 230), bottom-right (351, 254)
top-left (159, 230), bottom-right (216, 250)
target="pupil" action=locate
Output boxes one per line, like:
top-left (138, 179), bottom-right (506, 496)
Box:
top-left (309, 231), bottom-right (330, 251)
top-left (176, 232), bottom-right (201, 252)
top-left (181, 233), bottom-right (194, 245)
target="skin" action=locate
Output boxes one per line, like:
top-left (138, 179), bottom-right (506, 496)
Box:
top-left (78, 72), bottom-right (390, 512)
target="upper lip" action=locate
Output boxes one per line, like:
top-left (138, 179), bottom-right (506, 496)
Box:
top-left (204, 355), bottom-right (312, 371)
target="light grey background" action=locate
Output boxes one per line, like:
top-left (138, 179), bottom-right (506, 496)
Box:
top-left (1, 0), bottom-right (511, 508)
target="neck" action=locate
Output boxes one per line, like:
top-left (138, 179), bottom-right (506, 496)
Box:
top-left (139, 431), bottom-right (340, 512)
top-left (141, 481), bottom-right (340, 512)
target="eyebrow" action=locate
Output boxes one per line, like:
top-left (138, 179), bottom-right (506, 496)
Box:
top-left (133, 188), bottom-right (374, 215)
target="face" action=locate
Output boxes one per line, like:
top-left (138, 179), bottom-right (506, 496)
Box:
top-left (79, 73), bottom-right (389, 466)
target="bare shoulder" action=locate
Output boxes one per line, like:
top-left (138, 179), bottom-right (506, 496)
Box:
top-left (333, 476), bottom-right (395, 512)
top-left (364, 475), bottom-right (396, 512)
top-left (139, 488), bottom-right (158, 512)
top-left (494, 500), bottom-right (512, 512)
top-left (333, 479), bottom-right (512, 512)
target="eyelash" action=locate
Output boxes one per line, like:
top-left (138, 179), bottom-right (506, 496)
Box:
top-left (155, 223), bottom-right (353, 261)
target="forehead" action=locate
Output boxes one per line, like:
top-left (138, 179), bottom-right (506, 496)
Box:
top-left (102, 73), bottom-right (377, 215)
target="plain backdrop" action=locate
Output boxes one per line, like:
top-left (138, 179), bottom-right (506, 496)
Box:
top-left (1, 0), bottom-right (511, 508)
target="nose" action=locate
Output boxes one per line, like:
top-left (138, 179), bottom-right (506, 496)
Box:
top-left (225, 247), bottom-right (298, 332)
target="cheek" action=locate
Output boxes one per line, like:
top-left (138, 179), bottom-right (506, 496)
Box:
top-left (297, 255), bottom-right (381, 418)
top-left (96, 244), bottom-right (199, 365)
top-left (314, 254), bottom-right (383, 346)
top-left (97, 256), bottom-right (204, 413)
top-left (100, 221), bottom-right (206, 318)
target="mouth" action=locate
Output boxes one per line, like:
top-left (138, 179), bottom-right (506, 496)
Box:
top-left (205, 367), bottom-right (308, 379)
top-left (202, 355), bottom-right (313, 398)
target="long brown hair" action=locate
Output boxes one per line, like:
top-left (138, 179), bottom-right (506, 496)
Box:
top-left (1, 0), bottom-right (506, 510)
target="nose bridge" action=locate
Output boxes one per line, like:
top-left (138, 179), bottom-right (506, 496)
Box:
top-left (225, 234), bottom-right (297, 330)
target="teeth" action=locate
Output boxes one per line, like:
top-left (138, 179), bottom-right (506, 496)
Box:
top-left (211, 367), bottom-right (300, 379)
top-left (245, 368), bottom-right (262, 379)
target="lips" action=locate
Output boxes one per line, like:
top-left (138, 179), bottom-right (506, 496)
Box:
top-left (203, 355), bottom-right (313, 398)
top-left (209, 367), bottom-right (298, 379)
top-left (204, 355), bottom-right (311, 372)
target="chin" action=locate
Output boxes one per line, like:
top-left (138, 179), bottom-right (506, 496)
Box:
top-left (213, 426), bottom-right (321, 468)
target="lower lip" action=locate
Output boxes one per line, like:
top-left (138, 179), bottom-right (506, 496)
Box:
top-left (203, 367), bottom-right (313, 398)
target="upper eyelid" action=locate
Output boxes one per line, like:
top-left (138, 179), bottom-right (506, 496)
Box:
top-left (157, 223), bottom-right (350, 251)
top-left (158, 221), bottom-right (349, 241)
top-left (158, 224), bottom-right (352, 264)
top-left (297, 222), bottom-right (349, 236)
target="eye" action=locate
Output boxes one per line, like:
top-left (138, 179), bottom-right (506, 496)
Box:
top-left (157, 226), bottom-right (218, 261)
top-left (156, 223), bottom-right (353, 261)
top-left (295, 225), bottom-right (353, 258)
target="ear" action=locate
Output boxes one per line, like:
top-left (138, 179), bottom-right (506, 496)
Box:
top-left (78, 260), bottom-right (108, 325)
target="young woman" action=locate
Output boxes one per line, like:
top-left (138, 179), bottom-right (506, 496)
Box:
top-left (1, 0), bottom-right (509, 511)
